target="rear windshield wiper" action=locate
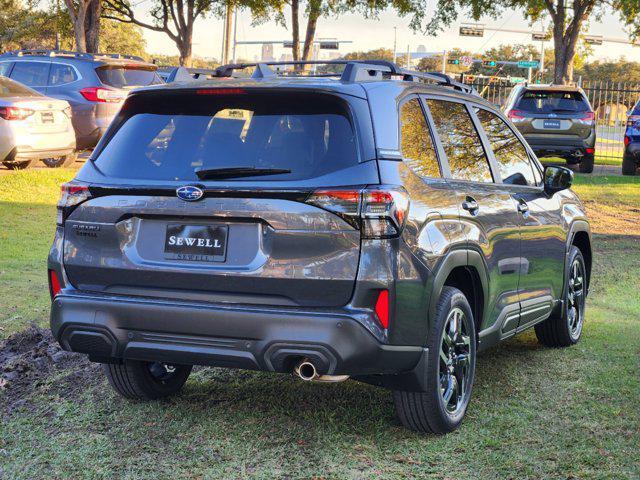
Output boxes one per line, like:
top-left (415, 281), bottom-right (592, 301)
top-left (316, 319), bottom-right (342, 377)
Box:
top-left (195, 167), bottom-right (292, 180)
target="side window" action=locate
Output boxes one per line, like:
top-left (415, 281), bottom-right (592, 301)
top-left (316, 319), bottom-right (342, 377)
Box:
top-left (474, 108), bottom-right (537, 186)
top-left (49, 64), bottom-right (78, 86)
top-left (426, 99), bottom-right (493, 183)
top-left (10, 62), bottom-right (50, 87)
top-left (0, 62), bottom-right (13, 77)
top-left (400, 98), bottom-right (441, 178)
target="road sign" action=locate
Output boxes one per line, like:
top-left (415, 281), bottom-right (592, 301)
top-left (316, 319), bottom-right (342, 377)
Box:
top-left (517, 60), bottom-right (540, 68)
top-left (460, 56), bottom-right (473, 67)
top-left (319, 41), bottom-right (339, 50)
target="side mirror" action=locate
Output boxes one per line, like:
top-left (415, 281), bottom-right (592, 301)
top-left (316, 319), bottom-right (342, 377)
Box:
top-left (544, 165), bottom-right (573, 195)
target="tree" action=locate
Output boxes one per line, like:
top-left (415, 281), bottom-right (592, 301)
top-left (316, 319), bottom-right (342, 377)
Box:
top-left (426, 0), bottom-right (640, 84)
top-left (342, 48), bottom-right (394, 62)
top-left (62, 0), bottom-right (101, 52)
top-left (104, 0), bottom-right (218, 66)
top-left (100, 19), bottom-right (147, 57)
top-left (576, 58), bottom-right (640, 84)
top-left (416, 48), bottom-right (473, 74)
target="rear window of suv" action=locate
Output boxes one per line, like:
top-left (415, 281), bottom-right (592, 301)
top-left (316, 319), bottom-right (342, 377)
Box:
top-left (516, 90), bottom-right (590, 114)
top-left (96, 65), bottom-right (162, 88)
top-left (93, 91), bottom-right (360, 182)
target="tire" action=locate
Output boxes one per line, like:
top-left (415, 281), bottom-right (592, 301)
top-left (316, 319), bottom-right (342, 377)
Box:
top-left (578, 154), bottom-right (594, 173)
top-left (42, 152), bottom-right (77, 168)
top-left (393, 286), bottom-right (477, 434)
top-left (2, 159), bottom-right (34, 170)
top-left (621, 155), bottom-right (637, 176)
top-left (103, 360), bottom-right (192, 400)
top-left (535, 246), bottom-right (587, 347)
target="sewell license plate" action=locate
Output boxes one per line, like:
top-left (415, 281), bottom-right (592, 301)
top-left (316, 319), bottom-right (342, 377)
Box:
top-left (164, 224), bottom-right (228, 262)
top-left (543, 119), bottom-right (561, 129)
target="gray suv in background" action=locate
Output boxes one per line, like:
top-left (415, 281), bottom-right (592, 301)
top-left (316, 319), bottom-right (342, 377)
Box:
top-left (503, 84), bottom-right (596, 173)
top-left (48, 61), bottom-right (592, 434)
top-left (0, 50), bottom-right (163, 150)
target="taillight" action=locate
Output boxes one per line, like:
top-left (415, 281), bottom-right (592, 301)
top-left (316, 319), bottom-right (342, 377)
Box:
top-left (507, 109), bottom-right (526, 122)
top-left (48, 269), bottom-right (62, 299)
top-left (625, 135), bottom-right (630, 146)
top-left (0, 106), bottom-right (35, 121)
top-left (627, 115), bottom-right (640, 127)
top-left (80, 87), bottom-right (124, 103)
top-left (306, 185), bottom-right (410, 238)
top-left (586, 147), bottom-right (595, 154)
top-left (57, 183), bottom-right (91, 225)
top-left (196, 88), bottom-right (247, 95)
top-left (374, 289), bottom-right (390, 329)
top-left (577, 111), bottom-right (595, 125)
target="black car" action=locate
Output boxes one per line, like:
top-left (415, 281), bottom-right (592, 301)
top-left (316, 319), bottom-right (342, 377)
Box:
top-left (48, 61), bottom-right (592, 434)
top-left (0, 50), bottom-right (163, 151)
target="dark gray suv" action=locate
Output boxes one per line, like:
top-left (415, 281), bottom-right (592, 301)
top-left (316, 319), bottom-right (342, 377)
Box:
top-left (48, 61), bottom-right (592, 434)
top-left (0, 50), bottom-right (162, 151)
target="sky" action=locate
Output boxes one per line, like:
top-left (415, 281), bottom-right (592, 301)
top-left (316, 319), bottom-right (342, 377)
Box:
top-left (140, 4), bottom-right (640, 63)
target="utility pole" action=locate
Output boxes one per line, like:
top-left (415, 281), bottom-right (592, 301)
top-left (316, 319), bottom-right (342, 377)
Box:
top-left (221, 4), bottom-right (234, 64)
top-left (232, 9), bottom-right (238, 63)
top-left (441, 50), bottom-right (447, 74)
top-left (393, 27), bottom-right (397, 64)
top-left (527, 53), bottom-right (533, 82)
top-left (406, 44), bottom-right (410, 69)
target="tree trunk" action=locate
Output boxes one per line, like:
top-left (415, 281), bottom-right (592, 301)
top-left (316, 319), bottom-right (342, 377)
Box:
top-left (84, 0), bottom-right (101, 53)
top-left (301, 0), bottom-right (320, 62)
top-left (64, 0), bottom-right (88, 52)
top-left (290, 0), bottom-right (301, 70)
top-left (178, 40), bottom-right (192, 67)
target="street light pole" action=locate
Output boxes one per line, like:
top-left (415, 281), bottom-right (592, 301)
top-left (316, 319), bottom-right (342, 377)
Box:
top-left (393, 27), bottom-right (397, 64)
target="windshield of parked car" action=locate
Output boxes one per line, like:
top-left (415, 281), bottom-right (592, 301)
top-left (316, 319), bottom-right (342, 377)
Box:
top-left (96, 65), bottom-right (163, 88)
top-left (516, 90), bottom-right (590, 113)
top-left (632, 100), bottom-right (640, 115)
top-left (93, 92), bottom-right (360, 182)
top-left (0, 76), bottom-right (41, 98)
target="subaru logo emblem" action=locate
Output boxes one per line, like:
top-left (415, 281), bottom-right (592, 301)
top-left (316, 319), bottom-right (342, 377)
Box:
top-left (176, 185), bottom-right (204, 202)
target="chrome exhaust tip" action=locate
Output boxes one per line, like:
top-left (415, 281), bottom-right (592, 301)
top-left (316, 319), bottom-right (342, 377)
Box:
top-left (293, 359), bottom-right (349, 383)
top-left (295, 360), bottom-right (319, 381)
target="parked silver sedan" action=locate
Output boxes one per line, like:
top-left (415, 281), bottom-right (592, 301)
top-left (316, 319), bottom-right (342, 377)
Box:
top-left (0, 76), bottom-right (76, 169)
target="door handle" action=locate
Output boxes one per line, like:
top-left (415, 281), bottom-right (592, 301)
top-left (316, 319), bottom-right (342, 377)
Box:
top-left (517, 200), bottom-right (529, 214)
top-left (462, 197), bottom-right (479, 213)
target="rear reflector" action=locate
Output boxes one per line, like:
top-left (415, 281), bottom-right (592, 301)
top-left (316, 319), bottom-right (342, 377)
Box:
top-left (48, 269), bottom-right (62, 299)
top-left (586, 147), bottom-right (595, 154)
top-left (374, 290), bottom-right (390, 329)
top-left (624, 135), bottom-right (630, 146)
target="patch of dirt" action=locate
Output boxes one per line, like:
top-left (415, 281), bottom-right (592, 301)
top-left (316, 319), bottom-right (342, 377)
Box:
top-left (582, 202), bottom-right (640, 236)
top-left (0, 324), bottom-right (99, 417)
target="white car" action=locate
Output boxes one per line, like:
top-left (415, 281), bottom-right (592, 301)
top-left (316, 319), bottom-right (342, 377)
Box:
top-left (0, 76), bottom-right (76, 169)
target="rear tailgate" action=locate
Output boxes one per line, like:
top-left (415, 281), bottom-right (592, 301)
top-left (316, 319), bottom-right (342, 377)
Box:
top-left (63, 88), bottom-right (377, 307)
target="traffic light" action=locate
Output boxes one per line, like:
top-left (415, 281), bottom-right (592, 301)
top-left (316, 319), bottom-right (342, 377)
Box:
top-left (447, 59), bottom-right (460, 65)
top-left (459, 24), bottom-right (484, 37)
top-left (482, 60), bottom-right (497, 68)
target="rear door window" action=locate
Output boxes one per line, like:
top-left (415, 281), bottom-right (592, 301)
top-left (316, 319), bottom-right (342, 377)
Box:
top-left (96, 65), bottom-right (163, 88)
top-left (0, 62), bottom-right (13, 77)
top-left (94, 92), bottom-right (360, 182)
top-left (49, 64), bottom-right (78, 86)
top-left (426, 99), bottom-right (493, 183)
top-left (399, 98), bottom-right (441, 178)
top-left (10, 61), bottom-right (50, 87)
top-left (474, 107), bottom-right (538, 186)
top-left (516, 90), bottom-right (590, 114)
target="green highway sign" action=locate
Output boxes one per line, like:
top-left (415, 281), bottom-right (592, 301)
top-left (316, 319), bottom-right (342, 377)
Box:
top-left (518, 60), bottom-right (540, 68)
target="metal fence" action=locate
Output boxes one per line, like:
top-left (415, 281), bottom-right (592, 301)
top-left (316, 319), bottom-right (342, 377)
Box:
top-left (462, 77), bottom-right (640, 161)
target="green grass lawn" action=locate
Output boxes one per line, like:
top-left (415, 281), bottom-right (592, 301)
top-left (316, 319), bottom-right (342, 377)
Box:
top-left (1, 170), bottom-right (639, 479)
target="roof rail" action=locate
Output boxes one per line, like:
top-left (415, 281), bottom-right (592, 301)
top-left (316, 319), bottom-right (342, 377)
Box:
top-left (214, 60), bottom-right (478, 95)
top-left (0, 50), bottom-right (146, 62)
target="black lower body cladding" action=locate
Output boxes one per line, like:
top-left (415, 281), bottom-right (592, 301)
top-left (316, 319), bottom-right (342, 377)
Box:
top-left (50, 292), bottom-right (423, 377)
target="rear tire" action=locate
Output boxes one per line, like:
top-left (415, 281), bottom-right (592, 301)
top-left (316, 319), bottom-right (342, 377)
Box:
top-left (578, 154), bottom-right (594, 173)
top-left (2, 159), bottom-right (34, 170)
top-left (621, 155), bottom-right (637, 176)
top-left (103, 360), bottom-right (192, 400)
top-left (42, 152), bottom-right (77, 168)
top-left (393, 286), bottom-right (476, 434)
top-left (535, 246), bottom-right (587, 347)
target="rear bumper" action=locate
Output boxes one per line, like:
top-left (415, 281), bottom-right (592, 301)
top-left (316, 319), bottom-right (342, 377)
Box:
top-left (524, 133), bottom-right (595, 158)
top-left (50, 292), bottom-right (423, 377)
top-left (14, 146), bottom-right (75, 160)
top-left (624, 143), bottom-right (640, 162)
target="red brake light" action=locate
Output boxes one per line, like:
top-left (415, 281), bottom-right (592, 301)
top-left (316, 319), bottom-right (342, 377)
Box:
top-left (0, 106), bottom-right (35, 120)
top-left (48, 269), bottom-right (62, 299)
top-left (305, 186), bottom-right (410, 238)
top-left (625, 135), bottom-right (630, 146)
top-left (374, 290), bottom-right (390, 329)
top-left (196, 88), bottom-right (247, 95)
top-left (507, 109), bottom-right (525, 120)
top-left (80, 87), bottom-right (124, 103)
top-left (586, 147), bottom-right (595, 154)
top-left (57, 183), bottom-right (91, 225)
